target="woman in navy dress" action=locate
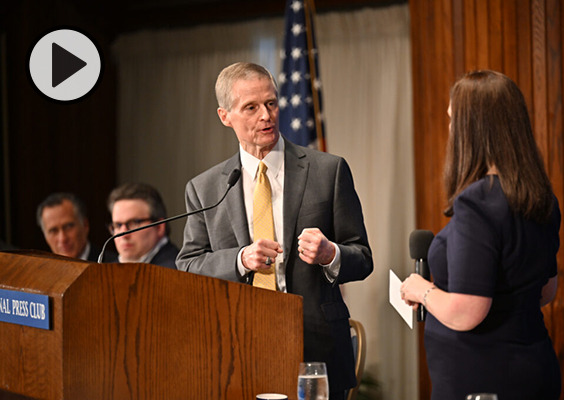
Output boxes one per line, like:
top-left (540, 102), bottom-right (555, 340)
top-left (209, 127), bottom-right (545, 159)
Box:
top-left (401, 70), bottom-right (561, 399)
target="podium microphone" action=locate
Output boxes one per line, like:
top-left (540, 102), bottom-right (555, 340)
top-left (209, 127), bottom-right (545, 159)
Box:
top-left (97, 168), bottom-right (241, 263)
top-left (409, 229), bottom-right (434, 322)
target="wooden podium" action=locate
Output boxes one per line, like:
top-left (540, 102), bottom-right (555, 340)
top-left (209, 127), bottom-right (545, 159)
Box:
top-left (0, 251), bottom-right (303, 400)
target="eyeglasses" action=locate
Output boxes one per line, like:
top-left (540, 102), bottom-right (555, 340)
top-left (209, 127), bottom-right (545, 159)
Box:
top-left (108, 218), bottom-right (154, 235)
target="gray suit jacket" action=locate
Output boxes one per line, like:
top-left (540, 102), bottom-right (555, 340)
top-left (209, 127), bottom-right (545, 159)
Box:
top-left (176, 139), bottom-right (373, 391)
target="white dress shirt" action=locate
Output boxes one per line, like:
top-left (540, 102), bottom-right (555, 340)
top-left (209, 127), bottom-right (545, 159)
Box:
top-left (237, 137), bottom-right (340, 291)
top-left (79, 241), bottom-right (91, 261)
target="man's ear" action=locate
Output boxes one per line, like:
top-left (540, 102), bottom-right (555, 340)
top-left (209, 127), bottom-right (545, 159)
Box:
top-left (217, 107), bottom-right (232, 128)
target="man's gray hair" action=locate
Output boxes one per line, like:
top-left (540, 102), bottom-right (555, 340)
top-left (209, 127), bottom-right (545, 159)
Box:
top-left (36, 192), bottom-right (87, 231)
top-left (215, 62), bottom-right (278, 111)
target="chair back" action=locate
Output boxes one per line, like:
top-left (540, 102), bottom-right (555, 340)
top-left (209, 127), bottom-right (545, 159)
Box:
top-left (346, 319), bottom-right (367, 400)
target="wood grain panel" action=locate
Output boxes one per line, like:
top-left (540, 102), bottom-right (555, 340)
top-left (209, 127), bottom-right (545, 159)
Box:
top-left (0, 252), bottom-right (89, 400)
top-left (545, 0), bottom-right (564, 367)
top-left (410, 1), bottom-right (455, 399)
top-left (502, 0), bottom-right (518, 79)
top-left (517, 0), bottom-right (534, 111)
top-left (412, 1), bottom-right (448, 233)
top-left (464, 0), bottom-right (478, 71)
top-left (475, 0), bottom-right (490, 68)
top-left (531, 0), bottom-right (548, 158)
top-left (488, 0), bottom-right (503, 71)
top-left (0, 251), bottom-right (303, 400)
top-left (452, 0), bottom-right (465, 78)
top-left (410, 0), bottom-right (564, 398)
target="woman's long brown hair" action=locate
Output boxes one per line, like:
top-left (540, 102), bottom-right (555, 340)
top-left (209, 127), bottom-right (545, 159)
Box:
top-left (443, 70), bottom-right (553, 223)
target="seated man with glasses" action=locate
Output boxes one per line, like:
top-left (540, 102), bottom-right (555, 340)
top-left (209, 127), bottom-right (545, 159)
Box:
top-left (106, 182), bottom-right (179, 269)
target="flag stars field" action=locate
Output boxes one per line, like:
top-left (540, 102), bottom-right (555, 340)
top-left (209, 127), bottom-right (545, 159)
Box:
top-left (279, 0), bottom-right (325, 151)
top-left (291, 47), bottom-right (303, 60)
top-left (292, 23), bottom-right (304, 36)
top-left (291, 0), bottom-right (303, 12)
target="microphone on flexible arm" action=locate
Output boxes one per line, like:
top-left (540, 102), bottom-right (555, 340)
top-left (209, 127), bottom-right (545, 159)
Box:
top-left (409, 229), bottom-right (435, 322)
top-left (97, 168), bottom-right (241, 263)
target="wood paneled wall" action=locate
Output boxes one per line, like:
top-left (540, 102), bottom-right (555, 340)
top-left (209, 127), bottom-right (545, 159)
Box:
top-left (410, 0), bottom-right (564, 399)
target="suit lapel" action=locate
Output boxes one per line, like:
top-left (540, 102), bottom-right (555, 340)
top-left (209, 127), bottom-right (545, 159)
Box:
top-left (222, 155), bottom-right (251, 247)
top-left (222, 141), bottom-right (310, 262)
top-left (283, 141), bottom-right (309, 264)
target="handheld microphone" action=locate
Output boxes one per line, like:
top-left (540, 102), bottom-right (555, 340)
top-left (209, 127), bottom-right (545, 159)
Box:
top-left (409, 229), bottom-right (434, 322)
top-left (98, 168), bottom-right (241, 263)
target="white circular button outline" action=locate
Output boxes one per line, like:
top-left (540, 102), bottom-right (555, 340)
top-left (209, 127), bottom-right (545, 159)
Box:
top-left (27, 26), bottom-right (104, 104)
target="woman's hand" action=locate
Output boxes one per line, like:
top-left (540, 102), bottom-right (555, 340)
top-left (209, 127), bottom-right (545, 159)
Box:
top-left (400, 273), bottom-right (434, 310)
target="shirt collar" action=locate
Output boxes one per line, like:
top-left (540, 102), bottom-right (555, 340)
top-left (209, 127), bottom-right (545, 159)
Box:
top-left (79, 242), bottom-right (91, 261)
top-left (239, 136), bottom-right (285, 180)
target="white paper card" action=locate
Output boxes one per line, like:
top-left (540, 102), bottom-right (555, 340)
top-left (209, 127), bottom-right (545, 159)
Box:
top-left (389, 269), bottom-right (413, 329)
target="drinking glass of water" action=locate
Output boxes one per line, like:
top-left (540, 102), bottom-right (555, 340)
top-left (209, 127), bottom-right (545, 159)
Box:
top-left (297, 362), bottom-right (329, 400)
top-left (466, 394), bottom-right (498, 400)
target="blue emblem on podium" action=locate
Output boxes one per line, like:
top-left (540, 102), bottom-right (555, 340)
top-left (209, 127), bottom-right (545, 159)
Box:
top-left (0, 288), bottom-right (50, 330)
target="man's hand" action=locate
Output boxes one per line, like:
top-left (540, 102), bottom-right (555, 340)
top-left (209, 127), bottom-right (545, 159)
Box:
top-left (298, 228), bottom-right (336, 265)
top-left (242, 238), bottom-right (282, 271)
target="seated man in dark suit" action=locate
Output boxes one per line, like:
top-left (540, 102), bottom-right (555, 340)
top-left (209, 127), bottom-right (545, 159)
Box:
top-left (37, 192), bottom-right (100, 261)
top-left (107, 183), bottom-right (178, 269)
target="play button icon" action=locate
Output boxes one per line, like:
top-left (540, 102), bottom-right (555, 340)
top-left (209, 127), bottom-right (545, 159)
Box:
top-left (28, 27), bottom-right (103, 103)
top-left (52, 42), bottom-right (87, 87)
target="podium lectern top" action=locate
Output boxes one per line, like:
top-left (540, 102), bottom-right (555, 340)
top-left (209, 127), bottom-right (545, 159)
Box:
top-left (0, 250), bottom-right (303, 400)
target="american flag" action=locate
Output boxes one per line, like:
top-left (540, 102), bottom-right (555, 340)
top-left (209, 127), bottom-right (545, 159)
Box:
top-left (279, 0), bottom-right (326, 151)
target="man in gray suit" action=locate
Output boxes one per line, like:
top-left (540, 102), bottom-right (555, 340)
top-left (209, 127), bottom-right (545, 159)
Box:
top-left (176, 62), bottom-right (373, 399)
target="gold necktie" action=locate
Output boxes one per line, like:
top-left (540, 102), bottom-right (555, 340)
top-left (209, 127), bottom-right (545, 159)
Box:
top-left (252, 161), bottom-right (276, 291)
